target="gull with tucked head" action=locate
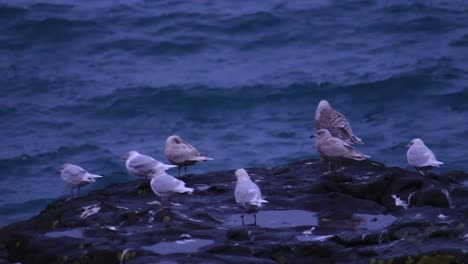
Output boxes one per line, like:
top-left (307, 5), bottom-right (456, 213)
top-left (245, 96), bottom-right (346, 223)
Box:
top-left (124, 150), bottom-right (177, 178)
top-left (406, 138), bottom-right (444, 175)
top-left (165, 135), bottom-right (213, 177)
top-left (234, 169), bottom-right (268, 226)
top-left (312, 129), bottom-right (369, 173)
top-left (59, 163), bottom-right (103, 197)
top-left (315, 99), bottom-right (363, 145)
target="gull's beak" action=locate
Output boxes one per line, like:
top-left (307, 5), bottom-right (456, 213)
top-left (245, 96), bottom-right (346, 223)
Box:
top-left (123, 155), bottom-right (128, 160)
top-left (309, 134), bottom-right (315, 138)
top-left (405, 144), bottom-right (411, 148)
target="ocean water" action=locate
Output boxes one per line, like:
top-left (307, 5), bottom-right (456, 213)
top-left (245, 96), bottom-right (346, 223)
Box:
top-left (1, 0), bottom-right (467, 226)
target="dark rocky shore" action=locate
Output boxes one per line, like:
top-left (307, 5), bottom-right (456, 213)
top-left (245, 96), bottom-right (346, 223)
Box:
top-left (2, 159), bottom-right (468, 264)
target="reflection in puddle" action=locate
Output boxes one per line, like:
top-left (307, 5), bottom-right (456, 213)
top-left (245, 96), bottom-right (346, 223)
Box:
top-left (225, 210), bottom-right (396, 231)
top-left (319, 213), bottom-right (397, 231)
top-left (45, 229), bottom-right (85, 239)
top-left (296, 234), bottom-right (334, 242)
top-left (354, 213), bottom-right (397, 230)
top-left (225, 210), bottom-right (317, 228)
top-left (142, 239), bottom-right (213, 255)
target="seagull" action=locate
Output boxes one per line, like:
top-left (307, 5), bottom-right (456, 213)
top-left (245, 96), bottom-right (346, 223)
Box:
top-left (406, 138), bottom-right (444, 175)
top-left (165, 135), bottom-right (213, 176)
top-left (234, 169), bottom-right (268, 226)
top-left (315, 99), bottom-right (363, 144)
top-left (149, 167), bottom-right (194, 208)
top-left (59, 163), bottom-right (103, 197)
top-left (124, 150), bottom-right (177, 178)
top-left (312, 129), bottom-right (369, 173)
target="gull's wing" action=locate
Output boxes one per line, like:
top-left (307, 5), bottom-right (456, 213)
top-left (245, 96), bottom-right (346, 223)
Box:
top-left (235, 181), bottom-right (264, 206)
top-left (61, 165), bottom-right (87, 184)
top-left (129, 154), bottom-right (158, 174)
top-left (173, 141), bottom-right (203, 160)
top-left (408, 145), bottom-right (439, 167)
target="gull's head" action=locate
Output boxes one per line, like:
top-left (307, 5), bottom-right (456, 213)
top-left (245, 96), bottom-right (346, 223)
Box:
top-left (124, 150), bottom-right (138, 160)
top-left (235, 168), bottom-right (251, 181)
top-left (59, 163), bottom-right (71, 173)
top-left (406, 138), bottom-right (424, 148)
top-left (318, 100), bottom-right (331, 109)
top-left (312, 129), bottom-right (332, 140)
top-left (315, 100), bottom-right (332, 120)
top-left (166, 135), bottom-right (183, 145)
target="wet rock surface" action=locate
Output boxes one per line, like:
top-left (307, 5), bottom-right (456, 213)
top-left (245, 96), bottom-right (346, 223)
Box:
top-left (1, 159), bottom-right (468, 264)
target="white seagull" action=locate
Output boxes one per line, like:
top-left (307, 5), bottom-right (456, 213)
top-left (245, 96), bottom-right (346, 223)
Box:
top-left (59, 163), bottom-right (103, 197)
top-left (149, 167), bottom-right (194, 207)
top-left (234, 168), bottom-right (268, 226)
top-left (406, 138), bottom-right (444, 175)
top-left (124, 150), bottom-right (177, 178)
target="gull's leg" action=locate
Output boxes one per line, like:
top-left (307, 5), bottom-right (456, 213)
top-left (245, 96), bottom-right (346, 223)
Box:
top-left (253, 214), bottom-right (257, 226)
top-left (77, 186), bottom-right (81, 197)
top-left (178, 166), bottom-right (181, 177)
top-left (70, 187), bottom-right (74, 197)
top-left (155, 197), bottom-right (165, 213)
top-left (184, 166), bottom-right (187, 176)
top-left (158, 197), bottom-right (169, 211)
top-left (240, 214), bottom-right (245, 226)
top-left (328, 160), bottom-right (332, 173)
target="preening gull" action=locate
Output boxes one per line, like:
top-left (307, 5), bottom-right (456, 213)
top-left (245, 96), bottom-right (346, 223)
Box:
top-left (406, 138), bottom-right (444, 175)
top-left (234, 169), bottom-right (268, 226)
top-left (312, 129), bottom-right (369, 173)
top-left (165, 135), bottom-right (213, 176)
top-left (124, 150), bottom-right (177, 178)
top-left (315, 100), bottom-right (363, 144)
top-left (59, 163), bottom-right (103, 197)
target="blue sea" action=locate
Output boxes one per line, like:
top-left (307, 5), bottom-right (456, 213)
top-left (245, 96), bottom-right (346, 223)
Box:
top-left (1, 0), bottom-right (467, 226)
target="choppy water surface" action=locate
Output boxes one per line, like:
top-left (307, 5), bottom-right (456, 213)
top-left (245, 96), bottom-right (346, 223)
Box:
top-left (1, 0), bottom-right (467, 225)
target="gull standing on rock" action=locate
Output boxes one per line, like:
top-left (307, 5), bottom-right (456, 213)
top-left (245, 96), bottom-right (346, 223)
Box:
top-left (165, 135), bottom-right (213, 176)
top-left (149, 167), bottom-right (194, 207)
top-left (124, 150), bottom-right (177, 178)
top-left (234, 169), bottom-right (268, 226)
top-left (312, 129), bottom-right (369, 173)
top-left (406, 138), bottom-right (444, 175)
top-left (59, 163), bottom-right (103, 197)
top-left (315, 99), bottom-right (363, 144)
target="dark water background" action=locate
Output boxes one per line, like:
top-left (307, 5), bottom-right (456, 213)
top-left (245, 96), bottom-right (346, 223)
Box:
top-left (1, 0), bottom-right (467, 226)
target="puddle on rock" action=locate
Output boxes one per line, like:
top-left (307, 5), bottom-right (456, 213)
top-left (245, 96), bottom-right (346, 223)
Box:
top-left (141, 239), bottom-right (213, 255)
top-left (226, 210), bottom-right (396, 231)
top-left (45, 229), bottom-right (85, 239)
